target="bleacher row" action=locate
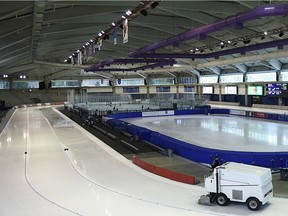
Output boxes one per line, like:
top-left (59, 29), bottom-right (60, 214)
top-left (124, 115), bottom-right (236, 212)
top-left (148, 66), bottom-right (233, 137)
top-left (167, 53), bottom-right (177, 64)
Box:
top-left (207, 100), bottom-right (288, 111)
top-left (0, 90), bottom-right (67, 107)
top-left (73, 102), bottom-right (161, 116)
top-left (207, 101), bottom-right (240, 106)
top-left (252, 104), bottom-right (288, 110)
top-left (0, 108), bottom-right (16, 132)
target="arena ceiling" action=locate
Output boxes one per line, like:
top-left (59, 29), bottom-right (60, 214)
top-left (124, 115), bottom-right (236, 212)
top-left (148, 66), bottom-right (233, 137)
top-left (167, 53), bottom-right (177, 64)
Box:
top-left (1, 0), bottom-right (288, 81)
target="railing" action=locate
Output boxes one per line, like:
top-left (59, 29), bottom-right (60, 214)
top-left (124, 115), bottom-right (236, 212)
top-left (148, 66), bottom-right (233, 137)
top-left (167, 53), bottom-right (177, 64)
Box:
top-left (0, 108), bottom-right (16, 132)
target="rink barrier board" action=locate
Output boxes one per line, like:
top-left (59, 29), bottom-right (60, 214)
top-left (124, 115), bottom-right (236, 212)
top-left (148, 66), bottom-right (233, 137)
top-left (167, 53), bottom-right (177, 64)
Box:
top-left (105, 108), bottom-right (288, 169)
top-left (132, 155), bottom-right (196, 185)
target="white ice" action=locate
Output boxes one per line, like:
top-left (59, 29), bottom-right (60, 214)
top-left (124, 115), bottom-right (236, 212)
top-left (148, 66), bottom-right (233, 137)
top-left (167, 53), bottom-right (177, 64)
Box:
top-left (123, 115), bottom-right (288, 152)
top-left (0, 107), bottom-right (287, 216)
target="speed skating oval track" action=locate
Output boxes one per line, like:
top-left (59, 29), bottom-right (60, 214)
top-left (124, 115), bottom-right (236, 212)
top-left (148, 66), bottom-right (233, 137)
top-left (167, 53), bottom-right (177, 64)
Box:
top-left (0, 107), bottom-right (286, 216)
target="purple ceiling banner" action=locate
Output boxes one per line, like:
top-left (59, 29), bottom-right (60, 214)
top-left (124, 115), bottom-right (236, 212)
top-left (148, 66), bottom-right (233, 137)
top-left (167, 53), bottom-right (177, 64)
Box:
top-left (129, 4), bottom-right (288, 57)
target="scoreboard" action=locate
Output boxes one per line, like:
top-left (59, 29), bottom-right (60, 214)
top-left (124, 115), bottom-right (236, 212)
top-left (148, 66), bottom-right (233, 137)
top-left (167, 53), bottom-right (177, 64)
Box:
top-left (266, 84), bottom-right (287, 96)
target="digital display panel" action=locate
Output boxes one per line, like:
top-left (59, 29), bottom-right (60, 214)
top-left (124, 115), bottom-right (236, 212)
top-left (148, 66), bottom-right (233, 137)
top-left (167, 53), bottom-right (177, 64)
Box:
top-left (248, 86), bottom-right (263, 95)
top-left (266, 84), bottom-right (287, 96)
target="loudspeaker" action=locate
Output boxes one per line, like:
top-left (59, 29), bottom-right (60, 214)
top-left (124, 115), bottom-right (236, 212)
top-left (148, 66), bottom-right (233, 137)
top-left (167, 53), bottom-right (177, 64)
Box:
top-left (39, 81), bottom-right (45, 90)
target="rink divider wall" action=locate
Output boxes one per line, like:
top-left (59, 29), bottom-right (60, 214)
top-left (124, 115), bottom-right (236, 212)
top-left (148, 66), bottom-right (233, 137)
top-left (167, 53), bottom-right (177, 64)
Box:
top-left (132, 155), bottom-right (196, 185)
top-left (105, 108), bottom-right (288, 170)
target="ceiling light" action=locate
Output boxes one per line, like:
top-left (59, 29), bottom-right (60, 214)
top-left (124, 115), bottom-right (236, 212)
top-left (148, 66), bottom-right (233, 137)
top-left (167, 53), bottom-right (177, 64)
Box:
top-left (220, 42), bottom-right (224, 45)
top-left (76, 50), bottom-right (80, 53)
top-left (69, 55), bottom-right (72, 58)
top-left (111, 22), bottom-right (116, 26)
top-left (126, 10), bottom-right (132, 16)
top-left (101, 31), bottom-right (105, 34)
top-left (90, 39), bottom-right (94, 43)
top-left (195, 48), bottom-right (199, 51)
top-left (263, 31), bottom-right (268, 35)
top-left (98, 32), bottom-right (102, 37)
top-left (121, 15), bottom-right (126, 19)
top-left (227, 40), bottom-right (231, 44)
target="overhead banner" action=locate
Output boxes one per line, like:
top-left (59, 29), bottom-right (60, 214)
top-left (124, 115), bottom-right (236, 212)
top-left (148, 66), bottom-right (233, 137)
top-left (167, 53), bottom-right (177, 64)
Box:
top-left (91, 41), bottom-right (95, 53)
top-left (123, 19), bottom-right (128, 44)
top-left (114, 27), bottom-right (117, 45)
top-left (97, 37), bottom-right (102, 50)
top-left (77, 52), bottom-right (82, 65)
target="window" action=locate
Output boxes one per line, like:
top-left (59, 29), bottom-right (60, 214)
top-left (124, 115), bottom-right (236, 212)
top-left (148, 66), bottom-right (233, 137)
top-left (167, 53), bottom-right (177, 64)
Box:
top-left (184, 86), bottom-right (196, 93)
top-left (149, 78), bottom-right (174, 85)
top-left (51, 80), bottom-right (79, 88)
top-left (203, 86), bottom-right (213, 94)
top-left (0, 81), bottom-right (9, 89)
top-left (220, 74), bottom-right (243, 83)
top-left (279, 71), bottom-right (288, 81)
top-left (12, 81), bottom-right (39, 89)
top-left (179, 77), bottom-right (197, 84)
top-left (200, 76), bottom-right (218, 84)
top-left (245, 72), bottom-right (276, 82)
top-left (82, 79), bottom-right (109, 87)
top-left (114, 78), bottom-right (145, 86)
top-left (224, 86), bottom-right (237, 94)
top-left (156, 86), bottom-right (170, 92)
top-left (123, 87), bottom-right (139, 93)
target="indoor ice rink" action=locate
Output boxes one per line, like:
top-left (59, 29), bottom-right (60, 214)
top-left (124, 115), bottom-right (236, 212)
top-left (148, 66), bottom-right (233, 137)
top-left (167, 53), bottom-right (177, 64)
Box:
top-left (123, 114), bottom-right (288, 152)
top-left (1, 1), bottom-right (288, 216)
top-left (0, 106), bottom-right (287, 216)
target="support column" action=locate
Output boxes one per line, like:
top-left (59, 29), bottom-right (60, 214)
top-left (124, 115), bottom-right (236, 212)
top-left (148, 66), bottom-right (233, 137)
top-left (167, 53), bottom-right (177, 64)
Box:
top-left (219, 84), bottom-right (222, 102)
top-left (8, 77), bottom-right (13, 91)
top-left (146, 86), bottom-right (150, 99)
top-left (278, 97), bottom-right (283, 106)
top-left (245, 84), bottom-right (248, 106)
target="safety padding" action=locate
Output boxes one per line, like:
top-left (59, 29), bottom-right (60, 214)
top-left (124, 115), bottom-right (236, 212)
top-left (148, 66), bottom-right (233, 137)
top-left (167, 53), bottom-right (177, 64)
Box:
top-left (106, 112), bottom-right (142, 119)
top-left (106, 108), bottom-right (288, 169)
top-left (149, 132), bottom-right (288, 169)
top-left (132, 155), bottom-right (195, 185)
